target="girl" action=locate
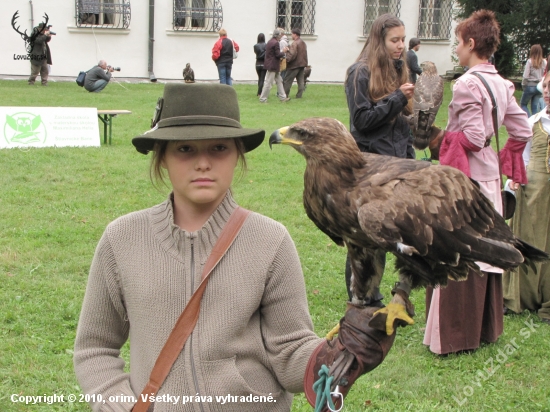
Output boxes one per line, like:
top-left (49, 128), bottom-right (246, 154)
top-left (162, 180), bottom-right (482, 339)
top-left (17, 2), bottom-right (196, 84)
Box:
top-left (345, 13), bottom-right (415, 159)
top-left (520, 44), bottom-right (546, 116)
top-left (253, 33), bottom-right (267, 96)
top-left (344, 13), bottom-right (415, 303)
top-left (73, 83), bottom-right (395, 411)
top-left (424, 10), bottom-right (532, 355)
top-left (504, 70), bottom-right (550, 325)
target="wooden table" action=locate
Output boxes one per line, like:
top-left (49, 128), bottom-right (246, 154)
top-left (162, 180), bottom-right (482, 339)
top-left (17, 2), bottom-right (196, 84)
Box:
top-left (97, 110), bottom-right (132, 144)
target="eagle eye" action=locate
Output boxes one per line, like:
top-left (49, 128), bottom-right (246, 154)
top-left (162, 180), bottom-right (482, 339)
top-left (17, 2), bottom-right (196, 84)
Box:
top-left (294, 128), bottom-right (309, 139)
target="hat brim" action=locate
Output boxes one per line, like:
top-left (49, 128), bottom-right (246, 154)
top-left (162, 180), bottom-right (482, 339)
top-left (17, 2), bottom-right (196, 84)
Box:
top-left (132, 124), bottom-right (265, 154)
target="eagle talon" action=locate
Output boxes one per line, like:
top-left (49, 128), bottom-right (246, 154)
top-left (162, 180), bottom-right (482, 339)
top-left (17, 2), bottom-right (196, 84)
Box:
top-left (392, 284), bottom-right (416, 317)
top-left (369, 303), bottom-right (414, 335)
top-left (325, 323), bottom-right (340, 341)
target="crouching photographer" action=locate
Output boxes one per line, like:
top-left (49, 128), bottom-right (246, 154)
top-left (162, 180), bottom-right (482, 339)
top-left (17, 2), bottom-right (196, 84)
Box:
top-left (84, 60), bottom-right (120, 93)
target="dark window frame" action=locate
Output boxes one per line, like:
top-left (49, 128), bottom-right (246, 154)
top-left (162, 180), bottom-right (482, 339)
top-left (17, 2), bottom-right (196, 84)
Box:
top-left (76, 0), bottom-right (131, 29)
top-left (173, 0), bottom-right (223, 32)
top-left (417, 0), bottom-right (453, 40)
top-left (275, 0), bottom-right (316, 35)
top-left (363, 0), bottom-right (402, 37)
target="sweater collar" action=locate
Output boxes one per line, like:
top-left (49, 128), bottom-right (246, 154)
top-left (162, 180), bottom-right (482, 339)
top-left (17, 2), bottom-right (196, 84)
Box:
top-left (149, 190), bottom-right (239, 261)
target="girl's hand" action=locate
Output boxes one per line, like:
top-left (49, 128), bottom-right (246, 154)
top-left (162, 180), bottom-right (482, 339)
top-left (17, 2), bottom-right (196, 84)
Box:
top-left (507, 180), bottom-right (521, 191)
top-left (399, 83), bottom-right (415, 99)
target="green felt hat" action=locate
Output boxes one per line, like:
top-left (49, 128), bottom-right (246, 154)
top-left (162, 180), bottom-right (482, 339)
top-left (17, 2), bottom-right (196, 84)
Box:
top-left (132, 83), bottom-right (265, 154)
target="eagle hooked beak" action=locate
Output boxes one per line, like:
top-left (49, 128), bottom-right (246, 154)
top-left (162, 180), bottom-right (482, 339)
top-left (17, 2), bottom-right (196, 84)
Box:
top-left (269, 126), bottom-right (303, 149)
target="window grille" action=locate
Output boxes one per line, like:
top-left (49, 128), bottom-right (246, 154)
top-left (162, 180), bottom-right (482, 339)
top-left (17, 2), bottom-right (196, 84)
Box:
top-left (363, 0), bottom-right (401, 37)
top-left (174, 0), bottom-right (223, 32)
top-left (417, 0), bottom-right (453, 40)
top-left (275, 0), bottom-right (316, 35)
top-left (76, 0), bottom-right (131, 29)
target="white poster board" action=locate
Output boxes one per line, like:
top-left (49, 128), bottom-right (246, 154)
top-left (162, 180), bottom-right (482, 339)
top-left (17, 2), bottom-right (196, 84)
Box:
top-left (0, 107), bottom-right (100, 149)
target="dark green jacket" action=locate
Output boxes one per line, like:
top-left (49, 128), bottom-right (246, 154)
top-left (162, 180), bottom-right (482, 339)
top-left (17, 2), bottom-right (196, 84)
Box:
top-left (30, 32), bottom-right (51, 66)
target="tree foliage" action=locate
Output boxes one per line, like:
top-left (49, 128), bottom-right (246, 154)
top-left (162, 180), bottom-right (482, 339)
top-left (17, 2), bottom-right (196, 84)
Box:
top-left (454, 0), bottom-right (550, 77)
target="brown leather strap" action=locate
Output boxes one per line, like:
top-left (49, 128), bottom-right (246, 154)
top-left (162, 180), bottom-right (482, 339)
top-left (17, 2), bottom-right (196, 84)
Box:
top-left (133, 207), bottom-right (250, 412)
top-left (471, 71), bottom-right (504, 189)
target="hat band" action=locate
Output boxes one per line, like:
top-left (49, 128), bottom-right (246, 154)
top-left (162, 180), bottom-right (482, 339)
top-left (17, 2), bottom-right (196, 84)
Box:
top-left (158, 116), bottom-right (242, 129)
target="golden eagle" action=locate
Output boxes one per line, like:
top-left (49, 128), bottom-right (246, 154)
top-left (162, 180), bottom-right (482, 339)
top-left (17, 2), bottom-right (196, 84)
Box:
top-left (269, 117), bottom-right (548, 335)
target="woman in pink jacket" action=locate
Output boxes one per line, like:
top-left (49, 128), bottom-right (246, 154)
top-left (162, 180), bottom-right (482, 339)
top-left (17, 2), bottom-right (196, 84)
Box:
top-left (424, 10), bottom-right (532, 355)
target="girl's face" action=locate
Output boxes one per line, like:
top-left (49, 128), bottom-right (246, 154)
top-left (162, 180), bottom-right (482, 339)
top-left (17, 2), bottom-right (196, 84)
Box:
top-left (455, 34), bottom-right (472, 67)
top-left (162, 138), bottom-right (238, 211)
top-left (543, 74), bottom-right (550, 107)
top-left (385, 26), bottom-right (406, 59)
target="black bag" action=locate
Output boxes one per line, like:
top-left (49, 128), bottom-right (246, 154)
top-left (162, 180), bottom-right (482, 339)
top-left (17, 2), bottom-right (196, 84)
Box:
top-left (501, 190), bottom-right (516, 221)
top-left (76, 71), bottom-right (86, 87)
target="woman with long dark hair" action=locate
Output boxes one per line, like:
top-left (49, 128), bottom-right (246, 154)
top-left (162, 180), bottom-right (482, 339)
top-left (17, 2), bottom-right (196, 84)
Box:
top-left (253, 33), bottom-right (267, 96)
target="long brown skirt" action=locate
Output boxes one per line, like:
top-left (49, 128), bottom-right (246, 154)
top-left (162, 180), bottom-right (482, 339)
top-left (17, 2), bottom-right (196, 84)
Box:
top-left (424, 271), bottom-right (503, 355)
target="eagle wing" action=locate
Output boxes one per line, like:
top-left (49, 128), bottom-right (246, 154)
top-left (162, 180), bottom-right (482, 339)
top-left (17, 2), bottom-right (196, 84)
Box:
top-left (354, 156), bottom-right (523, 287)
top-left (304, 195), bottom-right (344, 246)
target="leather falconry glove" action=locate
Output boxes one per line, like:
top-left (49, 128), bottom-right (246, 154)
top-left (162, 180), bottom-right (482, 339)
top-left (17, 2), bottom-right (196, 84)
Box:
top-left (303, 303), bottom-right (396, 412)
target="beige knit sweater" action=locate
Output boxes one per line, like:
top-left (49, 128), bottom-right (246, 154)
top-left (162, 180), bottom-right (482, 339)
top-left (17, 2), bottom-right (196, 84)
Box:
top-left (74, 193), bottom-right (322, 412)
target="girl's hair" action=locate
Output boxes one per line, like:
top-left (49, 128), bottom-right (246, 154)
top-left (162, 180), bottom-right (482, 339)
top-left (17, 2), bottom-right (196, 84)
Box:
top-left (455, 9), bottom-right (500, 60)
top-left (149, 138), bottom-right (247, 189)
top-left (257, 33), bottom-right (265, 43)
top-left (530, 44), bottom-right (543, 69)
top-left (353, 14), bottom-right (411, 115)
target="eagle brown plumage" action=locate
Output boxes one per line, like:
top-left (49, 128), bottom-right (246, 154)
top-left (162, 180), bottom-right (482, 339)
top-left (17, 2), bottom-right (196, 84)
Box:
top-left (183, 63), bottom-right (195, 83)
top-left (409, 61), bottom-right (444, 159)
top-left (269, 117), bottom-right (548, 335)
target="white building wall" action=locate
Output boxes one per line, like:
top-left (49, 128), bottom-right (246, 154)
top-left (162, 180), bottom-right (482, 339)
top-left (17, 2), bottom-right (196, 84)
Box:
top-left (1, 0), bottom-right (456, 81)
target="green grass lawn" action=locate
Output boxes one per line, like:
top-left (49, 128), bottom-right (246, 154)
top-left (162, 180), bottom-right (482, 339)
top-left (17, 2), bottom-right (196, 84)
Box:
top-left (0, 79), bottom-right (548, 412)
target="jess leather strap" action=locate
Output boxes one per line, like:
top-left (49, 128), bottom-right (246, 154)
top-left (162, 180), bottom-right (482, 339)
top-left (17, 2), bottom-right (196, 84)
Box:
top-left (471, 71), bottom-right (503, 186)
top-left (133, 207), bottom-right (250, 412)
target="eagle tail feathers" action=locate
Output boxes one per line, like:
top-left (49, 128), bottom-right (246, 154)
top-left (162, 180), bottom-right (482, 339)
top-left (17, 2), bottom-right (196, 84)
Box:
top-left (470, 237), bottom-right (525, 269)
top-left (514, 238), bottom-right (550, 271)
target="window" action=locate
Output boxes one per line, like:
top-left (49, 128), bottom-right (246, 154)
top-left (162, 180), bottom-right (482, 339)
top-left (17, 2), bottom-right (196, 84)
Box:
top-left (363, 0), bottom-right (401, 36)
top-left (173, 0), bottom-right (223, 32)
top-left (76, 0), bottom-right (131, 29)
top-left (417, 0), bottom-right (453, 40)
top-left (275, 0), bottom-right (316, 35)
